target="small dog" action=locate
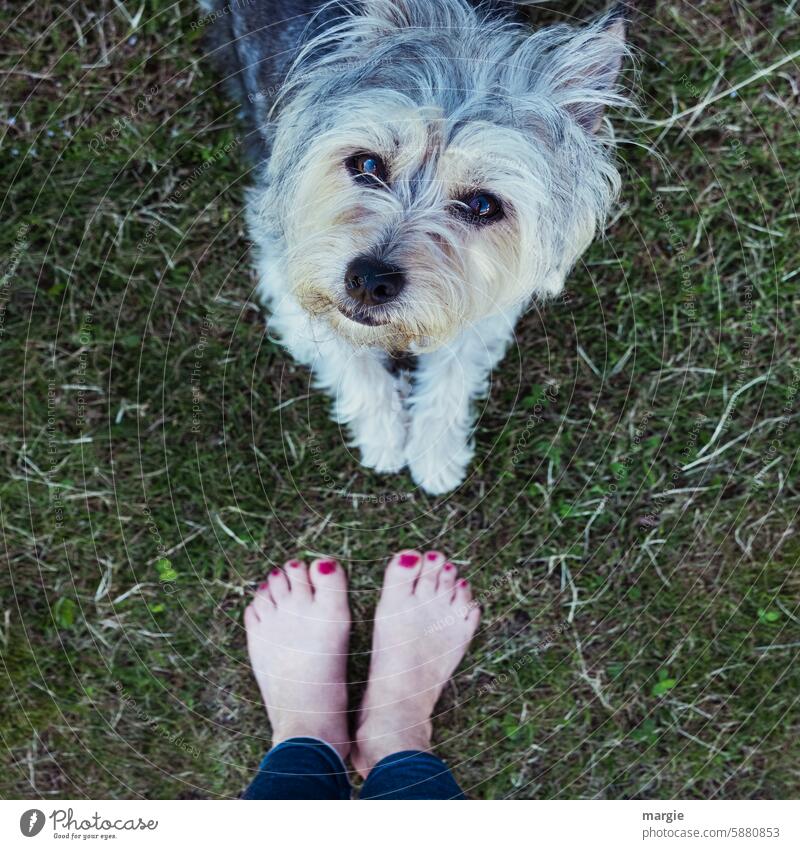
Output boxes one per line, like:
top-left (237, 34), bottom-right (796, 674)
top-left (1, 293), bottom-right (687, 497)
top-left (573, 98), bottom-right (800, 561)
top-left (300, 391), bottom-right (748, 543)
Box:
top-left (204, 0), bottom-right (629, 493)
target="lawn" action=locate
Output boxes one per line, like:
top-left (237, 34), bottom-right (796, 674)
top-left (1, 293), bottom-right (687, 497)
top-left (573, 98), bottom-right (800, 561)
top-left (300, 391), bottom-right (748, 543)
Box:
top-left (1, 0), bottom-right (799, 799)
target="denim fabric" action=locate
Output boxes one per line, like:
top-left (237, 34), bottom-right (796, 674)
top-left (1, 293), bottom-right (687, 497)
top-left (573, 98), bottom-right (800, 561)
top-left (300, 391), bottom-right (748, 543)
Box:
top-left (241, 737), bottom-right (351, 800)
top-left (360, 750), bottom-right (467, 800)
top-left (242, 738), bottom-right (465, 800)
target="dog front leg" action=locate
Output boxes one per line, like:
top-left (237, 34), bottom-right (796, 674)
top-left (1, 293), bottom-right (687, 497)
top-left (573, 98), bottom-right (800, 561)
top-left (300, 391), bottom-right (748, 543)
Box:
top-left (405, 311), bottom-right (519, 495)
top-left (312, 342), bottom-right (408, 475)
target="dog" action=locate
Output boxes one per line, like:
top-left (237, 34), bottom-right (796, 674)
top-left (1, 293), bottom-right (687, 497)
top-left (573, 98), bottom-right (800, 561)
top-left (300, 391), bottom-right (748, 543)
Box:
top-left (203, 0), bottom-right (629, 494)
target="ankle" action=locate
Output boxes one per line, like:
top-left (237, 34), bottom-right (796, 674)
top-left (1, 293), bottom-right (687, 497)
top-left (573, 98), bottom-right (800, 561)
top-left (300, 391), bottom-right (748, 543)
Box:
top-left (355, 718), bottom-right (432, 776)
top-left (272, 721), bottom-right (351, 761)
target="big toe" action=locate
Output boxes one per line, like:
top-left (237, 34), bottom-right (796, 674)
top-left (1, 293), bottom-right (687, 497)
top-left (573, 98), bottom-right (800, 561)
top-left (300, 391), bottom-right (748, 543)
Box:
top-left (381, 549), bottom-right (423, 598)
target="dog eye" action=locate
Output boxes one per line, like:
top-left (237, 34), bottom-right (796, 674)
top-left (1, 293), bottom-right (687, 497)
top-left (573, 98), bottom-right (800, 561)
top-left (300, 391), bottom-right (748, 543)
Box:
top-left (466, 193), bottom-right (502, 221)
top-left (346, 153), bottom-right (387, 185)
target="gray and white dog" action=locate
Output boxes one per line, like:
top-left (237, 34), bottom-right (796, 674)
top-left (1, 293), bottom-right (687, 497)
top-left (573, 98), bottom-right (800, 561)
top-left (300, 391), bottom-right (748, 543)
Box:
top-left (203, 0), bottom-right (629, 494)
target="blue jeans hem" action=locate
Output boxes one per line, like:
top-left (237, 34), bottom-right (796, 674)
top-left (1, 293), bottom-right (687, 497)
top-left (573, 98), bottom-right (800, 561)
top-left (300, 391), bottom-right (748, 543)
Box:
top-left (241, 737), bottom-right (352, 800)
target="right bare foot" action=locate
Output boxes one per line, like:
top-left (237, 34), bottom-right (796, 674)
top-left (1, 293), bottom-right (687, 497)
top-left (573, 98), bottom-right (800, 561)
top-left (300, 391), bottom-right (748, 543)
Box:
top-left (244, 558), bottom-right (351, 761)
top-left (352, 549), bottom-right (480, 778)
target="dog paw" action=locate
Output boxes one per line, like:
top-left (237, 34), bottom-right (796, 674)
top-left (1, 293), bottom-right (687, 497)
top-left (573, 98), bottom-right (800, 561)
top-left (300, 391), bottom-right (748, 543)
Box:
top-left (358, 438), bottom-right (407, 475)
top-left (406, 436), bottom-right (473, 495)
top-left (351, 415), bottom-right (408, 475)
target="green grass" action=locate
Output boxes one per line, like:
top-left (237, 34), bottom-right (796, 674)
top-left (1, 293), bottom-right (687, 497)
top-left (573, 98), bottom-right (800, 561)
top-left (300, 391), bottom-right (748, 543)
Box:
top-left (1, 0), bottom-right (799, 799)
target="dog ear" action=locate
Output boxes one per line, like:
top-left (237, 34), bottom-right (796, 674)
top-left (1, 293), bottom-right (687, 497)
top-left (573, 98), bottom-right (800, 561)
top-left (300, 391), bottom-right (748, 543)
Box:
top-left (544, 7), bottom-right (629, 133)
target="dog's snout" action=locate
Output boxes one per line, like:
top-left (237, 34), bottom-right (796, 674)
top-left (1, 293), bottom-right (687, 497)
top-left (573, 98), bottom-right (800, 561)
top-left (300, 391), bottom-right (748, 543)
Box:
top-left (344, 256), bottom-right (406, 307)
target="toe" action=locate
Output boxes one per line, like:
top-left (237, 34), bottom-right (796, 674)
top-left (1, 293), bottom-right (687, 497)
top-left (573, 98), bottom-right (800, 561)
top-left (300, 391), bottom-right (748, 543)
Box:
top-left (309, 558), bottom-right (349, 614)
top-left (417, 550), bottom-right (443, 597)
top-left (268, 567), bottom-right (290, 603)
top-left (437, 560), bottom-right (458, 594)
top-left (244, 603), bottom-right (260, 627)
top-left (466, 604), bottom-right (481, 638)
top-left (453, 578), bottom-right (474, 619)
top-left (252, 579), bottom-right (275, 617)
top-left (284, 558), bottom-right (312, 600)
top-left (382, 549), bottom-right (423, 596)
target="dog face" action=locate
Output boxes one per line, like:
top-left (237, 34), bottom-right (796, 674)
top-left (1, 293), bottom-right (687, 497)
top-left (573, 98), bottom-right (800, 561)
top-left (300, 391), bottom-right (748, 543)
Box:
top-left (252, 0), bottom-right (628, 352)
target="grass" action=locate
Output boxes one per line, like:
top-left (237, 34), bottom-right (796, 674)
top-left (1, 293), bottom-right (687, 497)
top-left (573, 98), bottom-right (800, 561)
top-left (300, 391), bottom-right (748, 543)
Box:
top-left (1, 0), bottom-right (799, 799)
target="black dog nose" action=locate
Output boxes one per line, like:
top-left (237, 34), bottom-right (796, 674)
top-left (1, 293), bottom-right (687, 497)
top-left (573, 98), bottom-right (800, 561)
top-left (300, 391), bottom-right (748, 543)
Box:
top-left (344, 256), bottom-right (406, 307)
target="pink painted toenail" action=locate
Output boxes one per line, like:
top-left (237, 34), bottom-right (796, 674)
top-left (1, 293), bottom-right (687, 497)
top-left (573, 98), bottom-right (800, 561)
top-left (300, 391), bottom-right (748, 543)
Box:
top-left (288, 560), bottom-right (301, 568)
top-left (459, 579), bottom-right (469, 587)
top-left (399, 553), bottom-right (419, 567)
top-left (318, 560), bottom-right (336, 574)
top-left (426, 552), bottom-right (439, 561)
top-left (258, 582), bottom-right (269, 590)
top-left (444, 563), bottom-right (454, 571)
top-left (271, 569), bottom-right (281, 576)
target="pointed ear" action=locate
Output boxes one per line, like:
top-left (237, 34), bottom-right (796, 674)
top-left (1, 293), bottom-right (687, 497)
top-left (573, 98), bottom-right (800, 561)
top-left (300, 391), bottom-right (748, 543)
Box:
top-left (550, 8), bottom-right (629, 133)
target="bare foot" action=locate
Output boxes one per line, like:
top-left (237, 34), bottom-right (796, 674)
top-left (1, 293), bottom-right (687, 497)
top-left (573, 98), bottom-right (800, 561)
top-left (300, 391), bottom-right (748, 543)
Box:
top-left (244, 558), bottom-right (351, 760)
top-left (352, 550), bottom-right (480, 777)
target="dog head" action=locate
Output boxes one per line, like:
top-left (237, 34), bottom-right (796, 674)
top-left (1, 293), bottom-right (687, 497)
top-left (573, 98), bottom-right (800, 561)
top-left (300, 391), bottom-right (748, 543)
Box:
top-left (252, 0), bottom-right (630, 352)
